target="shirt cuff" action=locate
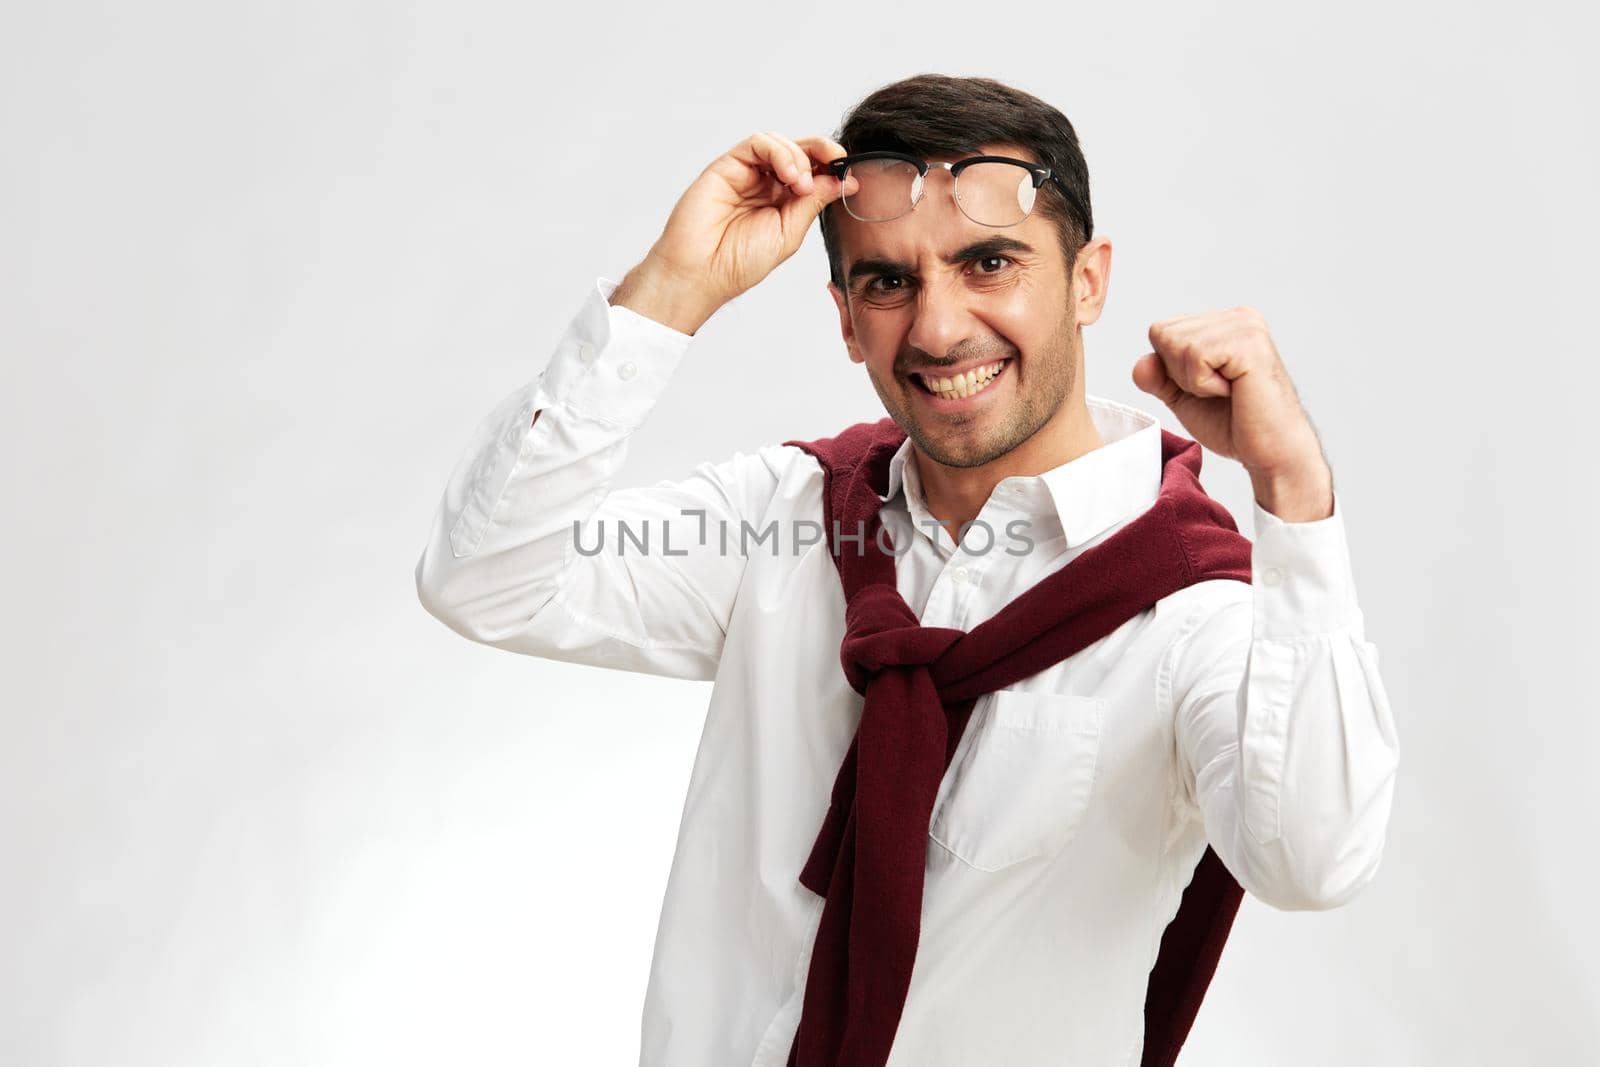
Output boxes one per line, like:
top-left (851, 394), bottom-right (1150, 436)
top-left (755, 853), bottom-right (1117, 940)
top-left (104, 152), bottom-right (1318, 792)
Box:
top-left (538, 276), bottom-right (696, 428)
top-left (1250, 489), bottom-right (1363, 639)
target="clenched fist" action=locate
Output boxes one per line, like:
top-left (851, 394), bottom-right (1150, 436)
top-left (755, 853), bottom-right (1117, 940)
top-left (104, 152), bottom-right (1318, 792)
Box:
top-left (1132, 307), bottom-right (1335, 521)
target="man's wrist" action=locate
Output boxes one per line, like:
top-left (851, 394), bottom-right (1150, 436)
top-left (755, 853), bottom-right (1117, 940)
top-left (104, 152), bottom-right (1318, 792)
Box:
top-left (608, 257), bottom-right (723, 337)
top-left (1248, 456), bottom-right (1335, 522)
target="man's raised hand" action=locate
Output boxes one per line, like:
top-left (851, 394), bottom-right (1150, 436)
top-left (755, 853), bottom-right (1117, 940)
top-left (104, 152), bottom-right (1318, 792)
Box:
top-left (610, 131), bottom-right (857, 335)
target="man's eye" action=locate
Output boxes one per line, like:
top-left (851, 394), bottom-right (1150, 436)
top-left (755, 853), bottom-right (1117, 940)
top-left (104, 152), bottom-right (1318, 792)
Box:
top-left (867, 275), bottom-right (906, 293)
top-left (974, 254), bottom-right (1013, 274)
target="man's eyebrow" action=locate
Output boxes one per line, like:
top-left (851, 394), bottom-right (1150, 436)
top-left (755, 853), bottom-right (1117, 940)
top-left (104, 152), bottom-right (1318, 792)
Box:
top-left (845, 236), bottom-right (1037, 287)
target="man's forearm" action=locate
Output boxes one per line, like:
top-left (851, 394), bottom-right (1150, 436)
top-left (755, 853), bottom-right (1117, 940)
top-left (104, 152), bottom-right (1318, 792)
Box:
top-left (1174, 484), bottom-right (1399, 911)
top-left (608, 256), bottom-right (722, 337)
top-left (1249, 454), bottom-right (1336, 522)
top-left (416, 276), bottom-right (693, 646)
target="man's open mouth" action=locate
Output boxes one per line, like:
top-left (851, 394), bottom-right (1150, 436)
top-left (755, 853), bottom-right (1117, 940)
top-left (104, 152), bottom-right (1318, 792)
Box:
top-left (910, 358), bottom-right (1012, 400)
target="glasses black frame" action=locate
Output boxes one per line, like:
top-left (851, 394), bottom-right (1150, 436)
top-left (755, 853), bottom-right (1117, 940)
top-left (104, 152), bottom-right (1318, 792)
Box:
top-left (824, 151), bottom-right (1076, 228)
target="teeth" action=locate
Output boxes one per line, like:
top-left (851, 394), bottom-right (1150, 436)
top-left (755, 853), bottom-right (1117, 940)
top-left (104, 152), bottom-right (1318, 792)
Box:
top-left (925, 360), bottom-right (1006, 399)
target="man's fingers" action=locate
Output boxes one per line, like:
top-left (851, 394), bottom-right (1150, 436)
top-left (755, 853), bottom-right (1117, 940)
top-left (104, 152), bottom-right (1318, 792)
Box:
top-left (1139, 343), bottom-right (1234, 402)
top-left (795, 135), bottom-right (850, 168)
top-left (1132, 351), bottom-right (1177, 402)
top-left (724, 132), bottom-right (853, 205)
top-left (795, 137), bottom-right (857, 197)
top-left (1186, 359), bottom-right (1234, 397)
top-left (729, 132), bottom-right (810, 196)
top-left (779, 172), bottom-right (851, 233)
top-left (763, 130), bottom-right (814, 194)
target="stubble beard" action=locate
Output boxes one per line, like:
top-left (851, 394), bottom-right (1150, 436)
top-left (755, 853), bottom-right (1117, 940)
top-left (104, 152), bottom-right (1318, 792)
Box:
top-left (878, 314), bottom-right (1079, 471)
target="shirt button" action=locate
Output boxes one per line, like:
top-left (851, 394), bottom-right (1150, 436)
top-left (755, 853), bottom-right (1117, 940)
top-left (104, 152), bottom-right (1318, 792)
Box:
top-left (950, 567), bottom-right (970, 585)
top-left (1262, 566), bottom-right (1285, 586)
top-left (577, 341), bottom-right (597, 363)
top-left (618, 360), bottom-right (638, 381)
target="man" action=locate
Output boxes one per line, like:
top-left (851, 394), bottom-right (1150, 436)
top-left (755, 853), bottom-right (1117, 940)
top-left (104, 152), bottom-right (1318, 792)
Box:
top-left (415, 74), bottom-right (1399, 1066)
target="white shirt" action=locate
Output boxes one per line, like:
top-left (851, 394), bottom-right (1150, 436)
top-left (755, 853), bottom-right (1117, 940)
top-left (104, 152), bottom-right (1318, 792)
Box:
top-left (414, 276), bottom-right (1401, 1067)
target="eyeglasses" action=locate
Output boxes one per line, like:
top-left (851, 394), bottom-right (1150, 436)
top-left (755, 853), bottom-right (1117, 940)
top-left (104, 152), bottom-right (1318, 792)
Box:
top-left (825, 151), bottom-right (1074, 229)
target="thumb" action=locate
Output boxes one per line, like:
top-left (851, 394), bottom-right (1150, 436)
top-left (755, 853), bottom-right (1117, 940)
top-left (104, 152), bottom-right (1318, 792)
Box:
top-left (780, 172), bottom-right (853, 234)
top-left (1131, 351), bottom-right (1178, 403)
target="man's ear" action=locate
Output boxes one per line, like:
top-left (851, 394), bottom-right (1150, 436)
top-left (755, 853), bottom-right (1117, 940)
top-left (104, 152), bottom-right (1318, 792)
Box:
top-left (1072, 236), bottom-right (1113, 328)
top-left (828, 281), bottom-right (866, 365)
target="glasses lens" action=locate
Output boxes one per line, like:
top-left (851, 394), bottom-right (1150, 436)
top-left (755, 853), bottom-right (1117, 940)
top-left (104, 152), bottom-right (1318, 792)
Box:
top-left (955, 162), bottom-right (1036, 227)
top-left (841, 157), bottom-right (921, 222)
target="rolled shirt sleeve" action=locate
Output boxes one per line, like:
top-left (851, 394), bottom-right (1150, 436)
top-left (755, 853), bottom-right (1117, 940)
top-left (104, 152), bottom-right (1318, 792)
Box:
top-left (1169, 490), bottom-right (1401, 911)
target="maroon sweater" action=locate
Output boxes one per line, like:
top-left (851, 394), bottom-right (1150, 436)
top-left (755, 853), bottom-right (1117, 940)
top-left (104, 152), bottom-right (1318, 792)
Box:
top-left (780, 417), bottom-right (1255, 1067)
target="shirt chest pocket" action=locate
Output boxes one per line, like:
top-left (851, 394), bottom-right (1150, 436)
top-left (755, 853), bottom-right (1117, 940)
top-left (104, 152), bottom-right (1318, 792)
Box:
top-left (928, 690), bottom-right (1105, 872)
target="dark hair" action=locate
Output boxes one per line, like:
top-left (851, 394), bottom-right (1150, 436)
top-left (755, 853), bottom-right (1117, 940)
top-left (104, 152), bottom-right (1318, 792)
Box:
top-left (818, 73), bottom-right (1094, 296)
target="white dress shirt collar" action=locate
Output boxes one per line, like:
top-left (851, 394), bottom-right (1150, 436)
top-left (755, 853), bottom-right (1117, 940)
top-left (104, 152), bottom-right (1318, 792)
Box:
top-left (881, 393), bottom-right (1166, 550)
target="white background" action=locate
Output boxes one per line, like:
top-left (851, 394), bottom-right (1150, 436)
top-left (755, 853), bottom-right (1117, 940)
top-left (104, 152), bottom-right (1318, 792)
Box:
top-left (4, 0), bottom-right (1597, 1063)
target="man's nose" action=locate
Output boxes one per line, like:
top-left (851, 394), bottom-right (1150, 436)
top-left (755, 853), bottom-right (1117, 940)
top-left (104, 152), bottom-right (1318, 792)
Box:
top-left (905, 274), bottom-right (978, 365)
